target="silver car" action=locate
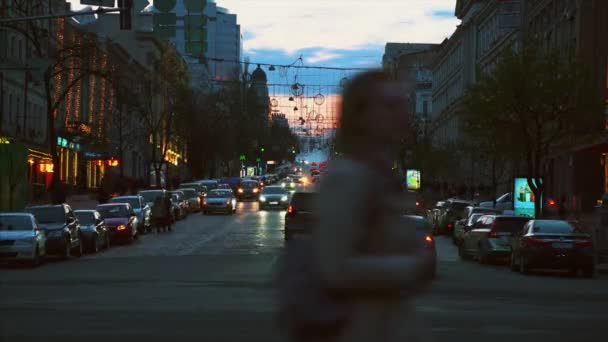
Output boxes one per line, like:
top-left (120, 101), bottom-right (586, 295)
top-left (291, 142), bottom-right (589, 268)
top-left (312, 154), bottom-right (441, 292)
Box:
top-left (110, 195), bottom-right (151, 233)
top-left (202, 189), bottom-right (237, 215)
top-left (0, 213), bottom-right (46, 266)
top-left (459, 214), bottom-right (531, 263)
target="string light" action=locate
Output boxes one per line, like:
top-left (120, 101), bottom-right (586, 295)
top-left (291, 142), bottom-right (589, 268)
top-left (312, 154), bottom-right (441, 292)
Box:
top-left (88, 50), bottom-right (97, 125)
top-left (98, 53), bottom-right (108, 138)
top-left (52, 18), bottom-right (65, 119)
top-left (74, 37), bottom-right (83, 122)
top-left (64, 31), bottom-right (76, 127)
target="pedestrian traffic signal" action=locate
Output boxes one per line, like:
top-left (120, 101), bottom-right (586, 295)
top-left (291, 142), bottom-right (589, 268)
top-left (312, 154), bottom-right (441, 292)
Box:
top-left (118, 0), bottom-right (133, 30)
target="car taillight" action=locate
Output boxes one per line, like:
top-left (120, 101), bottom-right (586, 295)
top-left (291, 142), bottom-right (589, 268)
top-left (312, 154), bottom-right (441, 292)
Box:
top-left (203, 200), bottom-right (207, 206)
top-left (548, 199), bottom-right (556, 207)
top-left (415, 201), bottom-right (420, 207)
top-left (575, 239), bottom-right (593, 247)
top-left (425, 235), bottom-right (433, 243)
top-left (447, 223), bottom-right (454, 229)
top-left (525, 236), bottom-right (550, 246)
top-left (287, 205), bottom-right (294, 214)
top-left (488, 223), bottom-right (499, 239)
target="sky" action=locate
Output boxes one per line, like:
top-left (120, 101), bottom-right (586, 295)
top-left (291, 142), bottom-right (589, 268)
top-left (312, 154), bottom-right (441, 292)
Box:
top-left (69, 0), bottom-right (460, 126)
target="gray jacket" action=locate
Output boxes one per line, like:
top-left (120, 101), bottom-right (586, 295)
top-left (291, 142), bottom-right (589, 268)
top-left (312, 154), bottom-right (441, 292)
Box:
top-left (313, 159), bottom-right (432, 342)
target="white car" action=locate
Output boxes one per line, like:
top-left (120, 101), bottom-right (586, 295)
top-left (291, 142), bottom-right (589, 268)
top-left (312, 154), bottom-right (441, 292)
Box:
top-left (0, 213), bottom-right (46, 266)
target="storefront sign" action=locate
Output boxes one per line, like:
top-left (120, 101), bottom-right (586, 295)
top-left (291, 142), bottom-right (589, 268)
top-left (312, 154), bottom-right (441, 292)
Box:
top-left (513, 177), bottom-right (542, 218)
top-left (39, 163), bottom-right (54, 173)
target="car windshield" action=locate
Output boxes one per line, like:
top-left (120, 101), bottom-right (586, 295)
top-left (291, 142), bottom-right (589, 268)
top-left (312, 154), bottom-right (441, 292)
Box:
top-left (97, 206), bottom-right (129, 218)
top-left (467, 214), bottom-right (484, 225)
top-left (25, 207), bottom-right (64, 224)
top-left (139, 191), bottom-right (163, 203)
top-left (533, 221), bottom-right (579, 234)
top-left (0, 216), bottom-right (33, 231)
top-left (450, 202), bottom-right (470, 213)
top-left (179, 183), bottom-right (199, 190)
top-left (110, 197), bottom-right (140, 209)
top-left (181, 189), bottom-right (197, 197)
top-left (262, 187), bottom-right (287, 195)
top-left (241, 182), bottom-right (257, 189)
top-left (494, 218), bottom-right (530, 233)
top-left (208, 191), bottom-right (231, 198)
top-left (75, 212), bottom-right (96, 225)
top-left (201, 181), bottom-right (218, 190)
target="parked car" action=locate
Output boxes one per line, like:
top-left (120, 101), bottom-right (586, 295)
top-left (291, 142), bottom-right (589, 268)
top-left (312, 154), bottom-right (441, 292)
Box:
top-left (179, 182), bottom-right (208, 200)
top-left (236, 180), bottom-right (261, 201)
top-left (24, 204), bottom-right (83, 259)
top-left (284, 192), bottom-right (318, 241)
top-left (170, 191), bottom-right (189, 220)
top-left (0, 213), bottom-right (46, 266)
top-left (459, 215), bottom-right (531, 264)
top-left (510, 219), bottom-right (594, 277)
top-left (453, 206), bottom-right (503, 244)
top-left (202, 189), bottom-right (237, 215)
top-left (138, 189), bottom-right (167, 207)
top-left (437, 199), bottom-right (474, 235)
top-left (259, 186), bottom-right (290, 210)
top-left (453, 213), bottom-right (485, 246)
top-left (95, 203), bottom-right (138, 243)
top-left (74, 210), bottom-right (111, 253)
top-left (110, 195), bottom-right (151, 233)
top-left (179, 188), bottom-right (202, 212)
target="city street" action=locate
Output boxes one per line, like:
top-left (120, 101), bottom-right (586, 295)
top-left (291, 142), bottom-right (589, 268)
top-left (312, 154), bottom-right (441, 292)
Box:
top-left (1, 199), bottom-right (607, 342)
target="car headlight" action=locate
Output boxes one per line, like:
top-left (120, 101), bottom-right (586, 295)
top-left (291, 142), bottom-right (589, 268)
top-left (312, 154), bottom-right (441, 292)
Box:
top-left (226, 200), bottom-right (231, 205)
top-left (117, 225), bottom-right (127, 231)
top-left (260, 196), bottom-right (267, 202)
top-left (290, 182), bottom-right (296, 187)
top-left (281, 183), bottom-right (286, 187)
top-left (281, 196), bottom-right (288, 202)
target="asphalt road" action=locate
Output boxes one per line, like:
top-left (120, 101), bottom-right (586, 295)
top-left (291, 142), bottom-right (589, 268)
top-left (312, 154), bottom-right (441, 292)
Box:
top-left (1, 196), bottom-right (607, 342)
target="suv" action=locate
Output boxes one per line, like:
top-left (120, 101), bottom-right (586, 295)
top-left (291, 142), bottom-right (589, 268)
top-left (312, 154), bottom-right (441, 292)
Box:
top-left (284, 192), bottom-right (318, 241)
top-left (24, 204), bottom-right (83, 259)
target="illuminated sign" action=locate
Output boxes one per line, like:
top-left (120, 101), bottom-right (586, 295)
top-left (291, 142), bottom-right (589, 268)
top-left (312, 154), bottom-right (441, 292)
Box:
top-left (57, 136), bottom-right (68, 147)
top-left (513, 177), bottom-right (542, 218)
top-left (39, 163), bottom-right (54, 173)
top-left (0, 136), bottom-right (11, 144)
top-left (406, 169), bottom-right (421, 190)
top-left (107, 159), bottom-right (119, 167)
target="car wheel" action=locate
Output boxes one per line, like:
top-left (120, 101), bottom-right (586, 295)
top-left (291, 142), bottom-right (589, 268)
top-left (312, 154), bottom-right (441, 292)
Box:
top-left (62, 238), bottom-right (71, 260)
top-left (519, 255), bottom-right (530, 275)
top-left (510, 253), bottom-right (518, 272)
top-left (458, 244), bottom-right (469, 260)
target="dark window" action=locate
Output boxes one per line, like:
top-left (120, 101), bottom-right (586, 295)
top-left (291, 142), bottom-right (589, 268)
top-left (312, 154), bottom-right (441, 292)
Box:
top-left (97, 206), bottom-right (130, 218)
top-left (75, 211), bottom-right (96, 225)
top-left (208, 191), bottom-right (232, 198)
top-left (262, 187), bottom-right (287, 195)
top-left (25, 206), bottom-right (65, 224)
top-left (110, 197), bottom-right (141, 209)
top-left (0, 215), bottom-right (33, 231)
top-left (532, 221), bottom-right (579, 234)
top-left (493, 217), bottom-right (530, 233)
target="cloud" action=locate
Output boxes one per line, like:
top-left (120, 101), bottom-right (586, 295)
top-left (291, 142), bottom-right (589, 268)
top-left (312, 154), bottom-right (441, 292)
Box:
top-left (218, 0), bottom-right (459, 54)
top-left (305, 51), bottom-right (343, 64)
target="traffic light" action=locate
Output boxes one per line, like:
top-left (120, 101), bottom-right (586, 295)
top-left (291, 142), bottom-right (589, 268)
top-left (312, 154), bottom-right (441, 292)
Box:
top-left (119, 0), bottom-right (133, 30)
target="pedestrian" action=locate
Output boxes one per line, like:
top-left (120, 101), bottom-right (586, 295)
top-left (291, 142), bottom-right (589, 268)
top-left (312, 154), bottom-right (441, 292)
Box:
top-left (558, 194), bottom-right (568, 219)
top-left (278, 71), bottom-right (434, 342)
top-left (151, 197), bottom-right (164, 233)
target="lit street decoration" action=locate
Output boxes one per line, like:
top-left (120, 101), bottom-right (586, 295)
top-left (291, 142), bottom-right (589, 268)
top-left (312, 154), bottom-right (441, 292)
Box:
top-left (39, 163), bottom-right (54, 173)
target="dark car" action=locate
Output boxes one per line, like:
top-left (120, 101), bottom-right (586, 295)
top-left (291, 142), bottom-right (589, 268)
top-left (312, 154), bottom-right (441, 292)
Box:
top-left (96, 203), bottom-right (138, 243)
top-left (236, 180), bottom-right (261, 201)
top-left (437, 199), bottom-right (474, 235)
top-left (170, 191), bottom-right (188, 220)
top-left (284, 192), bottom-right (318, 241)
top-left (24, 204), bottom-right (83, 259)
top-left (259, 186), bottom-right (290, 210)
top-left (459, 215), bottom-right (531, 263)
top-left (453, 206), bottom-right (502, 245)
top-left (74, 210), bottom-right (111, 253)
top-left (202, 190), bottom-right (237, 215)
top-left (510, 219), bottom-right (594, 277)
top-left (109, 195), bottom-right (151, 233)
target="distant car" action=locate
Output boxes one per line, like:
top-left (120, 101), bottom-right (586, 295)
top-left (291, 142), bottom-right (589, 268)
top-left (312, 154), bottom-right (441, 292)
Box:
top-left (280, 177), bottom-right (297, 191)
top-left (24, 204), bottom-right (83, 259)
top-left (179, 188), bottom-right (202, 212)
top-left (312, 174), bottom-right (321, 183)
top-left (259, 186), bottom-right (290, 210)
top-left (401, 215), bottom-right (436, 280)
top-left (138, 189), bottom-right (167, 207)
top-left (170, 191), bottom-right (188, 220)
top-left (179, 182), bottom-right (208, 200)
top-left (453, 213), bottom-right (484, 246)
top-left (459, 215), bottom-right (531, 264)
top-left (0, 213), bottom-right (46, 266)
top-left (284, 192), bottom-right (318, 241)
top-left (202, 189), bottom-right (237, 215)
top-left (437, 199), bottom-right (474, 235)
top-left (74, 210), bottom-right (111, 253)
top-left (198, 179), bottom-right (219, 191)
top-left (510, 219), bottom-right (594, 277)
top-left (236, 180), bottom-right (261, 201)
top-left (110, 195), bottom-right (151, 233)
top-left (96, 203), bottom-right (138, 243)
top-left (453, 206), bottom-right (503, 244)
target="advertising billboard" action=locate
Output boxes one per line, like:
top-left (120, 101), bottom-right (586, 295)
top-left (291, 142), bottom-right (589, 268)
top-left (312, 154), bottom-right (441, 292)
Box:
top-left (513, 177), bottom-right (542, 218)
top-left (406, 169), bottom-right (421, 190)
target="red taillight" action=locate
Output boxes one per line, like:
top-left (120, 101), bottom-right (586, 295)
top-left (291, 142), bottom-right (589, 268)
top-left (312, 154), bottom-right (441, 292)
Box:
top-left (525, 236), bottom-right (550, 246)
top-left (425, 235), bottom-right (433, 243)
top-left (415, 201), bottom-right (420, 207)
top-left (488, 223), bottom-right (499, 239)
top-left (447, 223), bottom-right (454, 229)
top-left (575, 239), bottom-right (593, 247)
top-left (548, 199), bottom-right (556, 206)
top-left (287, 205), bottom-right (294, 214)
